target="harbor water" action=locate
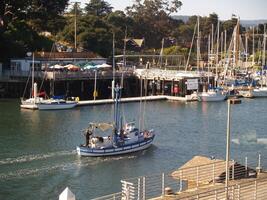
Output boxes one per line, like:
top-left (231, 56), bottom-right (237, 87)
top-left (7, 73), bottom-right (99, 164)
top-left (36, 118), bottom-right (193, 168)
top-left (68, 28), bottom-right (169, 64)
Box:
top-left (1, 98), bottom-right (267, 199)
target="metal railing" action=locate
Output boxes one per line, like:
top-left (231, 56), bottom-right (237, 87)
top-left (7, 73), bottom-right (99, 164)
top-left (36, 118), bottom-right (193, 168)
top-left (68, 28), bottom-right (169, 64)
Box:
top-left (178, 176), bottom-right (267, 200)
top-left (0, 69), bottom-right (135, 81)
top-left (94, 154), bottom-right (265, 200)
top-left (91, 192), bottom-right (122, 200)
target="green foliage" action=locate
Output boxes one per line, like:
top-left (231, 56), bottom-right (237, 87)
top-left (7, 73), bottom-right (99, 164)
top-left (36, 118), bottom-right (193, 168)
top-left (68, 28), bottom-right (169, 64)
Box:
top-left (0, 0), bottom-right (254, 65)
top-left (0, 0), bottom-right (67, 62)
top-left (0, 20), bottom-right (53, 62)
top-left (84, 0), bottom-right (113, 16)
top-left (125, 0), bottom-right (183, 48)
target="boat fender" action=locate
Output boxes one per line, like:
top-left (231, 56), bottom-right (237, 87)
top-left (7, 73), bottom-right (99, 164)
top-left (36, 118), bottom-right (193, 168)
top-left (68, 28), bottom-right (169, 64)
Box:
top-left (75, 97), bottom-right (80, 102)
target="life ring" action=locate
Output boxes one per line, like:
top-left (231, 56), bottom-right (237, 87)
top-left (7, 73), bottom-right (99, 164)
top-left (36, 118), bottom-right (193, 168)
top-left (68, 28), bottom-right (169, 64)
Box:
top-left (75, 97), bottom-right (79, 102)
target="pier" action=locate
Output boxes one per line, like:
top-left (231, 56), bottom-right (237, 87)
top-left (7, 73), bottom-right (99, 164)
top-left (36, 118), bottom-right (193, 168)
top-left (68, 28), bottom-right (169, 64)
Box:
top-left (91, 154), bottom-right (267, 200)
top-left (77, 95), bottom-right (192, 106)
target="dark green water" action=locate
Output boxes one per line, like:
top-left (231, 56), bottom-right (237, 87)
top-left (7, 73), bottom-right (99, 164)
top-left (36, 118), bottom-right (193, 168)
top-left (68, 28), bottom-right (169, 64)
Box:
top-left (1, 98), bottom-right (267, 199)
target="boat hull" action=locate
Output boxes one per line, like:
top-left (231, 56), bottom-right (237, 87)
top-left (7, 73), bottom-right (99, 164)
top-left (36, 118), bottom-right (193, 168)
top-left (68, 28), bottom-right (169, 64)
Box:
top-left (37, 102), bottom-right (77, 110)
top-left (20, 104), bottom-right (38, 110)
top-left (198, 92), bottom-right (226, 102)
top-left (253, 88), bottom-right (267, 97)
top-left (76, 136), bottom-right (154, 157)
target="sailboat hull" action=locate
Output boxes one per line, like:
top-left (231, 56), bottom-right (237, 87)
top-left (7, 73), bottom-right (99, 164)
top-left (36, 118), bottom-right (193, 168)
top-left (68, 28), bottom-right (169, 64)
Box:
top-left (20, 104), bottom-right (38, 109)
top-left (76, 136), bottom-right (154, 157)
top-left (253, 87), bottom-right (267, 97)
top-left (20, 97), bottom-right (43, 110)
top-left (37, 102), bottom-right (77, 110)
top-left (198, 92), bottom-right (226, 102)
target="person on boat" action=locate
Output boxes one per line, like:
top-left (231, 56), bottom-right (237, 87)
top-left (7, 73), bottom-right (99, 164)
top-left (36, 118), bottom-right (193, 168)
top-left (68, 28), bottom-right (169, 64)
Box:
top-left (143, 130), bottom-right (150, 138)
top-left (84, 128), bottom-right (93, 146)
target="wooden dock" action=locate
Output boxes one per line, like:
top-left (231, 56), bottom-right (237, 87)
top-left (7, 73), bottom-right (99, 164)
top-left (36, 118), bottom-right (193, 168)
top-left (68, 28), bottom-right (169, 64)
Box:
top-left (77, 95), bottom-right (169, 106)
top-left (77, 95), bottom-right (194, 106)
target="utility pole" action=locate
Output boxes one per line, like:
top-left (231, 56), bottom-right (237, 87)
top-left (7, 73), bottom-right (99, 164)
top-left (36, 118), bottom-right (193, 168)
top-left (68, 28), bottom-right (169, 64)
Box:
top-left (225, 99), bottom-right (241, 199)
top-left (71, 2), bottom-right (81, 51)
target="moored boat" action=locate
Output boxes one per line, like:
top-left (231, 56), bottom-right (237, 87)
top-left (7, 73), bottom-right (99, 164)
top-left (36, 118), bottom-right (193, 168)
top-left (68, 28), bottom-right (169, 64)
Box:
top-left (37, 99), bottom-right (77, 110)
top-left (198, 89), bottom-right (226, 102)
top-left (253, 87), bottom-right (267, 97)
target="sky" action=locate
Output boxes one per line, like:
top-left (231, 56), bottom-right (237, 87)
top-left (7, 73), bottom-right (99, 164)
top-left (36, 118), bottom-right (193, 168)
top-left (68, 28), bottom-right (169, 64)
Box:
top-left (78, 0), bottom-right (267, 20)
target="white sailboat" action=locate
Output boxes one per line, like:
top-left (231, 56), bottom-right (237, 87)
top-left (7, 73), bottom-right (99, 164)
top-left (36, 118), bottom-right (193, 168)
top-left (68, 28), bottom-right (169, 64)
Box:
top-left (253, 25), bottom-right (267, 97)
top-left (198, 23), bottom-right (226, 102)
top-left (20, 52), bottom-right (44, 109)
top-left (198, 89), bottom-right (226, 102)
top-left (76, 85), bottom-right (155, 157)
top-left (37, 99), bottom-right (77, 110)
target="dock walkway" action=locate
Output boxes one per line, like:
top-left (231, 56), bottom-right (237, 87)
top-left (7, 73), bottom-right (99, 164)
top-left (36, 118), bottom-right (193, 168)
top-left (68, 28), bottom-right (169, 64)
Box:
top-left (77, 95), bottom-right (191, 106)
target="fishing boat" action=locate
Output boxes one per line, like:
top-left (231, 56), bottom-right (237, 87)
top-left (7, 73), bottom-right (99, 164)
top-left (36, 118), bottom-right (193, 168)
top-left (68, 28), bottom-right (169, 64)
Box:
top-left (37, 98), bottom-right (78, 110)
top-left (76, 86), bottom-right (155, 157)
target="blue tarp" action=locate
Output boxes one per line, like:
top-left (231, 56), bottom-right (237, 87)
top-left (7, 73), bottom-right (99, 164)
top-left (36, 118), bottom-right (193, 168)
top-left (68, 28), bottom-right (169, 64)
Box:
top-left (52, 95), bottom-right (65, 99)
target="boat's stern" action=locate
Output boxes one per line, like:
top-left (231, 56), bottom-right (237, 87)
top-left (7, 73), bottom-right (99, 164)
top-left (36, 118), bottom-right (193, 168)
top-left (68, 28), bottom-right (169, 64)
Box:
top-left (76, 146), bottom-right (82, 156)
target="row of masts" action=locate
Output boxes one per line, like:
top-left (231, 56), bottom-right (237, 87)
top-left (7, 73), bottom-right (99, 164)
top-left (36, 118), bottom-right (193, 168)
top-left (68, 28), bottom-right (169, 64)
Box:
top-left (192, 17), bottom-right (266, 74)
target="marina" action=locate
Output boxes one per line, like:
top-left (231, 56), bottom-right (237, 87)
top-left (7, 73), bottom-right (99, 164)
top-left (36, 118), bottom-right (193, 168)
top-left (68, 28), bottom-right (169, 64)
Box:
top-left (1, 0), bottom-right (267, 199)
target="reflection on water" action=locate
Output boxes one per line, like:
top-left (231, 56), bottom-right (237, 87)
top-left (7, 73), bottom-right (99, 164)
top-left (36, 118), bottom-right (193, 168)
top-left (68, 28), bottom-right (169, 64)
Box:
top-left (232, 130), bottom-right (267, 146)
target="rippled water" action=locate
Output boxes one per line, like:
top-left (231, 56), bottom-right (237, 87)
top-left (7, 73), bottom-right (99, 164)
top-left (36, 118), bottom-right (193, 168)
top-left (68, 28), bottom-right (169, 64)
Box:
top-left (1, 98), bottom-right (267, 199)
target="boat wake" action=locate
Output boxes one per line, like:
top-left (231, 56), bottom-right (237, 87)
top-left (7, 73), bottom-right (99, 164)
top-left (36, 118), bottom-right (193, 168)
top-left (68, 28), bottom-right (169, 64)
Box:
top-left (75, 154), bottom-right (137, 167)
top-left (0, 150), bottom-right (76, 165)
top-left (0, 152), bottom-right (137, 180)
top-left (0, 162), bottom-right (73, 180)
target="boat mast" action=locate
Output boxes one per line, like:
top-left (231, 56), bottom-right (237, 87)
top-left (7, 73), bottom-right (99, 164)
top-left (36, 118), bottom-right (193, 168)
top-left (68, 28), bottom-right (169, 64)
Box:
top-left (262, 25), bottom-right (266, 87)
top-left (253, 27), bottom-right (255, 65)
top-left (235, 18), bottom-right (240, 68)
top-left (113, 85), bottom-right (121, 144)
top-left (245, 33), bottom-right (248, 71)
top-left (197, 16), bottom-right (200, 72)
top-left (123, 27), bottom-right (127, 69)
top-left (208, 34), bottom-right (210, 85)
top-left (216, 19), bottom-right (220, 84)
top-left (31, 52), bottom-right (35, 98)
top-left (112, 32), bottom-right (115, 99)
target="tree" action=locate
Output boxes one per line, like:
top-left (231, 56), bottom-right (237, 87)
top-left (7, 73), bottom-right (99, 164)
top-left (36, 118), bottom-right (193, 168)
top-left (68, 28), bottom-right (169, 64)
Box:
top-left (0, 0), bottom-right (68, 62)
top-left (84, 0), bottom-right (113, 17)
top-left (126, 0), bottom-right (183, 48)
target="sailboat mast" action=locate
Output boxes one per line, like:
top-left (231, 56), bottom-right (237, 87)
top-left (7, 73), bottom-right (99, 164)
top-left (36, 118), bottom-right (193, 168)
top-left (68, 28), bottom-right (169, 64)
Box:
top-left (123, 27), bottom-right (127, 69)
top-left (197, 16), bottom-right (200, 71)
top-left (253, 27), bottom-right (255, 65)
top-left (262, 25), bottom-right (266, 87)
top-left (235, 18), bottom-right (240, 67)
top-left (112, 32), bottom-right (115, 99)
top-left (211, 24), bottom-right (214, 58)
top-left (208, 34), bottom-right (210, 84)
top-left (245, 33), bottom-right (248, 71)
top-left (216, 20), bottom-right (220, 82)
top-left (31, 52), bottom-right (35, 97)
top-left (114, 86), bottom-right (120, 132)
